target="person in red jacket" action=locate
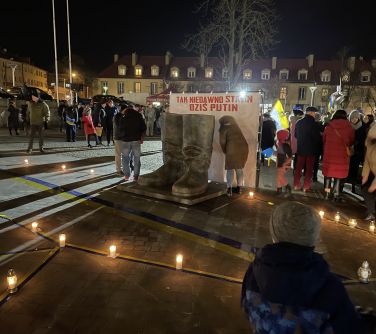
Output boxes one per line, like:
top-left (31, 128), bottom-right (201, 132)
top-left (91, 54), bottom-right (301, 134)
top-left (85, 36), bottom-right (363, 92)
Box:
top-left (322, 109), bottom-right (355, 200)
top-left (81, 105), bottom-right (98, 148)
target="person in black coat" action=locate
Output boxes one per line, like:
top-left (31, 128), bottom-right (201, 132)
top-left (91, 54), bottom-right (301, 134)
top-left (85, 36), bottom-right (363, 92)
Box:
top-left (7, 101), bottom-right (19, 135)
top-left (104, 99), bottom-right (118, 146)
top-left (294, 106), bottom-right (323, 191)
top-left (241, 201), bottom-right (363, 334)
top-left (92, 101), bottom-right (106, 144)
top-left (261, 113), bottom-right (277, 164)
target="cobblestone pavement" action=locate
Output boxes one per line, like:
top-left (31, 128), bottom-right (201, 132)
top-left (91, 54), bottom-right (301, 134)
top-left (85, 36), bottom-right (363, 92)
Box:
top-left (0, 129), bottom-right (375, 333)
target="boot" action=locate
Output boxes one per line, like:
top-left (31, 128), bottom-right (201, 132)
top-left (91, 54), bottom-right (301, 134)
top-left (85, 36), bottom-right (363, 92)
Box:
top-left (226, 187), bottom-right (232, 197)
top-left (138, 113), bottom-right (185, 187)
top-left (276, 187), bottom-right (283, 196)
top-left (285, 184), bottom-right (292, 195)
top-left (172, 114), bottom-right (215, 197)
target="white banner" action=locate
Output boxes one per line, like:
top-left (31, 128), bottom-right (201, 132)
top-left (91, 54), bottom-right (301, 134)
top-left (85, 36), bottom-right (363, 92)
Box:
top-left (170, 93), bottom-right (261, 187)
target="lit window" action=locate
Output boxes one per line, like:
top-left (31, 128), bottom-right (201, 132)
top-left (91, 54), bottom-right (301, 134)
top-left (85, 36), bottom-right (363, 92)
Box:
top-left (321, 88), bottom-right (329, 97)
top-left (243, 69), bottom-right (252, 80)
top-left (171, 67), bottom-right (179, 78)
top-left (150, 82), bottom-right (157, 95)
top-left (279, 69), bottom-right (289, 80)
top-left (187, 67), bottom-right (196, 78)
top-left (135, 66), bottom-right (142, 76)
top-left (321, 70), bottom-right (331, 82)
top-left (151, 66), bottom-right (159, 76)
top-left (117, 82), bottom-right (124, 95)
top-left (279, 87), bottom-right (287, 100)
top-left (298, 70), bottom-right (307, 80)
top-left (298, 87), bottom-right (306, 100)
top-left (361, 71), bottom-right (371, 82)
top-left (135, 82), bottom-right (141, 93)
top-left (101, 81), bottom-right (108, 94)
top-left (118, 65), bottom-right (126, 76)
top-left (222, 69), bottom-right (228, 79)
top-left (205, 67), bottom-right (213, 79)
top-left (261, 69), bottom-right (270, 80)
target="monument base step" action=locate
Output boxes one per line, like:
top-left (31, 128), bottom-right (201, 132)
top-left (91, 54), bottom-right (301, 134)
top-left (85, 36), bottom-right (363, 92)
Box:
top-left (117, 181), bottom-right (227, 205)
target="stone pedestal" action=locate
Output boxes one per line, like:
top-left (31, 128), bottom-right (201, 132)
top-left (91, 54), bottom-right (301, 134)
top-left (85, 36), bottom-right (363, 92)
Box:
top-left (117, 181), bottom-right (227, 205)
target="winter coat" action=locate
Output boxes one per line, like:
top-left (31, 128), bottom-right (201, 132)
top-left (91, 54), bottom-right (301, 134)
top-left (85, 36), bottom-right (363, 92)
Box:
top-left (104, 106), bottom-right (117, 127)
top-left (118, 109), bottom-right (146, 142)
top-left (81, 113), bottom-right (96, 135)
top-left (7, 105), bottom-right (19, 128)
top-left (113, 113), bottom-right (126, 140)
top-left (92, 104), bottom-right (106, 127)
top-left (322, 119), bottom-right (355, 179)
top-left (261, 118), bottom-right (276, 150)
top-left (26, 101), bottom-right (50, 126)
top-left (219, 116), bottom-right (248, 169)
top-left (289, 115), bottom-right (302, 154)
top-left (63, 107), bottom-right (78, 125)
top-left (295, 114), bottom-right (322, 156)
top-left (241, 242), bottom-right (362, 334)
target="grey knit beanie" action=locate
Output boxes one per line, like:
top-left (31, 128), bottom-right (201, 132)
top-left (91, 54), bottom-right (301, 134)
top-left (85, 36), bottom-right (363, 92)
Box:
top-left (269, 201), bottom-right (321, 247)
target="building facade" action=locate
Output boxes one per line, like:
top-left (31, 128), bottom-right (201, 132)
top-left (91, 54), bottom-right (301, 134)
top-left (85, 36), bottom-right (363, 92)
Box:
top-left (96, 52), bottom-right (376, 113)
top-left (0, 53), bottom-right (48, 93)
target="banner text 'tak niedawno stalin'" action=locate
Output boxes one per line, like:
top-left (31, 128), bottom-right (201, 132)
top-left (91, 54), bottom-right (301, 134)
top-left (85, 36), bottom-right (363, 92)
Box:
top-left (170, 93), bottom-right (261, 187)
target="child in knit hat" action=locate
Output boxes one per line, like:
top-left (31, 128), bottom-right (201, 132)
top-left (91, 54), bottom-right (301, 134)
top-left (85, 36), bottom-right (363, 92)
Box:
top-left (241, 201), bottom-right (362, 333)
top-left (276, 129), bottom-right (292, 196)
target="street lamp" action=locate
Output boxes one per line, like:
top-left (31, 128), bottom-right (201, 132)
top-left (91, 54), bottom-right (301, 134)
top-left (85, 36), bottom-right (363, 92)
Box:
top-left (309, 86), bottom-right (317, 107)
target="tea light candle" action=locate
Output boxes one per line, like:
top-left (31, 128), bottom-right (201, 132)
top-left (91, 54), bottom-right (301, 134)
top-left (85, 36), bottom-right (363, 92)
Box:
top-left (59, 234), bottom-right (66, 247)
top-left (90, 169), bottom-right (94, 174)
top-left (109, 245), bottom-right (117, 258)
top-left (176, 254), bottom-right (183, 270)
top-left (348, 219), bottom-right (357, 228)
top-left (24, 159), bottom-right (29, 164)
top-left (334, 212), bottom-right (340, 222)
top-left (358, 261), bottom-right (372, 283)
top-left (318, 211), bottom-right (325, 219)
top-left (62, 165), bottom-right (66, 170)
top-left (248, 191), bottom-right (254, 199)
top-left (370, 221), bottom-right (375, 233)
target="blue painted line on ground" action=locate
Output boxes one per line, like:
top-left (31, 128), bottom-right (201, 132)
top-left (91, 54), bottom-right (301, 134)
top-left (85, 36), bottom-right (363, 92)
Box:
top-left (18, 175), bottom-right (247, 252)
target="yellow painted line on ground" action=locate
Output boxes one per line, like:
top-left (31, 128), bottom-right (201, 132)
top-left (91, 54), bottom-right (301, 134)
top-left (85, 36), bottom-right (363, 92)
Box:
top-left (0, 247), bottom-right (59, 305)
top-left (66, 242), bottom-right (243, 284)
top-left (9, 176), bottom-right (254, 262)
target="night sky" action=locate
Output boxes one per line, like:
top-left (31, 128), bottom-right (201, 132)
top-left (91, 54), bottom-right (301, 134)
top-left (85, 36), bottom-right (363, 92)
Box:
top-left (1, 0), bottom-right (374, 73)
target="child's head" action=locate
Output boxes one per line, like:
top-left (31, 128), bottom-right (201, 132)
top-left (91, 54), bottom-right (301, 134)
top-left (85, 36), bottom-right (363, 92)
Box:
top-left (276, 129), bottom-right (289, 144)
top-left (269, 201), bottom-right (321, 247)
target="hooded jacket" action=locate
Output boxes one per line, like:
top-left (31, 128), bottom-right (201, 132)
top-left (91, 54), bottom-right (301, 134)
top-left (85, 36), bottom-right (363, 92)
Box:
top-left (219, 116), bottom-right (249, 169)
top-left (27, 100), bottom-right (50, 126)
top-left (241, 242), bottom-right (362, 333)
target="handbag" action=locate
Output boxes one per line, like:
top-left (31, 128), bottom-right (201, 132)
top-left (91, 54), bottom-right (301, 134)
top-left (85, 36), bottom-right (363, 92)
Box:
top-left (332, 127), bottom-right (354, 157)
top-left (95, 126), bottom-right (103, 136)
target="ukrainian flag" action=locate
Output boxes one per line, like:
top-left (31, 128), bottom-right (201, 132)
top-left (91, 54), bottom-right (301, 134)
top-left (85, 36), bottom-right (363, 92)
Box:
top-left (270, 100), bottom-right (289, 130)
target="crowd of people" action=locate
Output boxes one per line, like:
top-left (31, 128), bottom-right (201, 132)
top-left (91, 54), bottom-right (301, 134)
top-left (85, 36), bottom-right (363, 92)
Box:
top-left (261, 106), bottom-right (376, 220)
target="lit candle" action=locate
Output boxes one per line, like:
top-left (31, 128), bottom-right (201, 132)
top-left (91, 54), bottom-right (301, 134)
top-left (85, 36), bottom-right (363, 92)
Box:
top-left (349, 219), bottom-right (357, 228)
top-left (370, 221), bottom-right (375, 233)
top-left (62, 165), bottom-right (66, 170)
top-left (90, 169), bottom-right (94, 174)
top-left (24, 159), bottom-right (29, 164)
top-left (248, 191), bottom-right (254, 199)
top-left (319, 210), bottom-right (325, 219)
top-left (357, 261), bottom-right (372, 283)
top-left (31, 222), bottom-right (38, 232)
top-left (176, 254), bottom-right (183, 270)
top-left (59, 234), bottom-right (66, 247)
top-left (7, 269), bottom-right (18, 293)
top-left (334, 212), bottom-right (340, 222)
top-left (109, 245), bottom-right (117, 258)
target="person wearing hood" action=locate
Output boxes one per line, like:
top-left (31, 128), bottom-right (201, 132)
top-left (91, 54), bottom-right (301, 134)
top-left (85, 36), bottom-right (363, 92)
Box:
top-left (322, 110), bottom-right (355, 200)
top-left (276, 129), bottom-right (292, 196)
top-left (347, 110), bottom-right (367, 194)
top-left (219, 115), bottom-right (249, 196)
top-left (241, 201), bottom-right (362, 334)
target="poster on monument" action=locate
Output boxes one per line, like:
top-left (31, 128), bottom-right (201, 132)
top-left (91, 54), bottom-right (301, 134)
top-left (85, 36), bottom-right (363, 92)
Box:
top-left (170, 92), bottom-right (261, 187)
